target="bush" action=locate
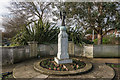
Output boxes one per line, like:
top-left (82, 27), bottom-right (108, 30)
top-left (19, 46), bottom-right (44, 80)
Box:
top-left (67, 26), bottom-right (93, 46)
top-left (10, 19), bottom-right (59, 46)
top-left (10, 19), bottom-right (92, 46)
top-left (82, 38), bottom-right (94, 44)
top-left (93, 34), bottom-right (119, 44)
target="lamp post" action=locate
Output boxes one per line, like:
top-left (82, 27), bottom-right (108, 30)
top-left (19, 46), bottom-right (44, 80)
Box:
top-left (92, 30), bottom-right (94, 41)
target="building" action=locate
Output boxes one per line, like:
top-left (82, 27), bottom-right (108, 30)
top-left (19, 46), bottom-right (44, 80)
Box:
top-left (107, 29), bottom-right (120, 37)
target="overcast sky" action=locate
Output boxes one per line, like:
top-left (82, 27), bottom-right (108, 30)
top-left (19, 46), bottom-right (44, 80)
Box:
top-left (0, 0), bottom-right (11, 32)
top-left (0, 0), bottom-right (119, 32)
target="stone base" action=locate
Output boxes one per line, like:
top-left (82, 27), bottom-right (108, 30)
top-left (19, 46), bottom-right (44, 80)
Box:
top-left (54, 57), bottom-right (72, 64)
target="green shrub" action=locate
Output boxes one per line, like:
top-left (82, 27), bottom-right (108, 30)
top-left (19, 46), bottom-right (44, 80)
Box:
top-left (67, 26), bottom-right (93, 46)
top-left (82, 38), bottom-right (94, 44)
top-left (11, 19), bottom-right (92, 46)
top-left (10, 19), bottom-right (59, 46)
top-left (93, 34), bottom-right (119, 44)
top-left (102, 38), bottom-right (110, 44)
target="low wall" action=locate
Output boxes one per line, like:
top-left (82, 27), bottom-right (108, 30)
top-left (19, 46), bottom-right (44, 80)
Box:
top-left (38, 44), bottom-right (58, 56)
top-left (1, 42), bottom-right (81, 65)
top-left (84, 45), bottom-right (120, 58)
top-left (1, 46), bottom-right (30, 65)
top-left (83, 45), bottom-right (93, 58)
top-left (74, 45), bottom-right (83, 57)
top-left (37, 42), bottom-right (83, 57)
top-left (1, 42), bottom-right (120, 65)
top-left (93, 45), bottom-right (120, 57)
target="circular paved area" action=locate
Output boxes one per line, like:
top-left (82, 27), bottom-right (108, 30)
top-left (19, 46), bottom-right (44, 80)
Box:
top-left (13, 59), bottom-right (115, 80)
top-left (34, 58), bottom-right (92, 75)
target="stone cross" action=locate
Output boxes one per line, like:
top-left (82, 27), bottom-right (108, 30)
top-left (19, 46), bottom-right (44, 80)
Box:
top-left (54, 26), bottom-right (72, 64)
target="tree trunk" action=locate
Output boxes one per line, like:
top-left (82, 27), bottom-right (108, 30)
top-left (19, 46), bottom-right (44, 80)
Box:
top-left (97, 33), bottom-right (102, 45)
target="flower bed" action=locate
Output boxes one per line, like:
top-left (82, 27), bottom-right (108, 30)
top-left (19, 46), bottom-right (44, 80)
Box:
top-left (40, 58), bottom-right (86, 71)
top-left (34, 58), bottom-right (92, 75)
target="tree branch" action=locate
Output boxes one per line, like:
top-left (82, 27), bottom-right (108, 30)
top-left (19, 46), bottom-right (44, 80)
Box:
top-left (102, 28), bottom-right (115, 36)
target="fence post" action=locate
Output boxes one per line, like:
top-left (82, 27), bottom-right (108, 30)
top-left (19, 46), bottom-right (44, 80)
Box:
top-left (68, 41), bottom-right (75, 56)
top-left (83, 45), bottom-right (93, 58)
top-left (28, 41), bottom-right (38, 58)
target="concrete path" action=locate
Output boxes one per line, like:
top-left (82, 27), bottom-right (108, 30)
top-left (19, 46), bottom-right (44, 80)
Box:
top-left (2, 58), bottom-right (120, 80)
top-left (2, 58), bottom-right (119, 73)
top-left (91, 58), bottom-right (120, 63)
top-left (11, 58), bottom-right (115, 80)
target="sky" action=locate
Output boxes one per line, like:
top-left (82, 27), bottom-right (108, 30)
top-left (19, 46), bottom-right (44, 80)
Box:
top-left (0, 0), bottom-right (119, 32)
top-left (0, 0), bottom-right (11, 32)
top-left (0, 0), bottom-right (62, 32)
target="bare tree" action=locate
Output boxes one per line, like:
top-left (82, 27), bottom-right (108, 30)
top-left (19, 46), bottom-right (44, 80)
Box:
top-left (2, 1), bottom-right (53, 37)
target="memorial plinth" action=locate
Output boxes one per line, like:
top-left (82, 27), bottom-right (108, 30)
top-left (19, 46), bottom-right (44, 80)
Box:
top-left (54, 26), bottom-right (72, 64)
